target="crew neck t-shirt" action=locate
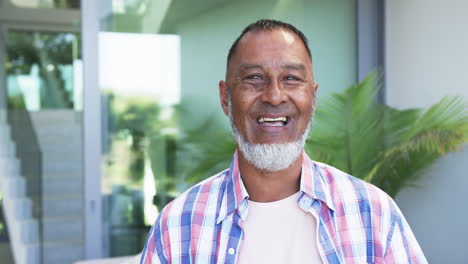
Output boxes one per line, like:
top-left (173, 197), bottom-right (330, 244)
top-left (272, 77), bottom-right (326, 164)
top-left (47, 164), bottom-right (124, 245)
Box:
top-left (238, 192), bottom-right (322, 264)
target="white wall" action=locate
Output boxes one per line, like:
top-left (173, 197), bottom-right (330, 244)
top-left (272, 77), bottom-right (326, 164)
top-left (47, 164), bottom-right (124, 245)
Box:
top-left (386, 0), bottom-right (468, 262)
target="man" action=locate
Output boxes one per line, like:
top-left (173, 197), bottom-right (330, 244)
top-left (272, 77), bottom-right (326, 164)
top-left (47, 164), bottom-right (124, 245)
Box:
top-left (140, 19), bottom-right (427, 264)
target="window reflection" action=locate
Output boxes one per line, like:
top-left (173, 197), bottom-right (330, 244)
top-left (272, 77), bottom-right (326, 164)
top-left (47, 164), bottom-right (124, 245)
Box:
top-left (99, 32), bottom-right (180, 256)
top-left (6, 31), bottom-right (81, 110)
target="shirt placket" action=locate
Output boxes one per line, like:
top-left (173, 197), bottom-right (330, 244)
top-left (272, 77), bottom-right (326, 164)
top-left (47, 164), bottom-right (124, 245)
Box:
top-left (228, 213), bottom-right (244, 264)
top-left (301, 196), bottom-right (343, 264)
top-left (313, 200), bottom-right (343, 264)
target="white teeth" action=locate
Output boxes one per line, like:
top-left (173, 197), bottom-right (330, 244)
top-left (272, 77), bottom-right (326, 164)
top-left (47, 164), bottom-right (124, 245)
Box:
top-left (258, 117), bottom-right (287, 123)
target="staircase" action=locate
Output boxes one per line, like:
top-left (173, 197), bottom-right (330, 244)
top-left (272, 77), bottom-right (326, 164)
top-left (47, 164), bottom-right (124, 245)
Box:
top-left (0, 110), bottom-right (40, 264)
top-left (29, 110), bottom-right (84, 263)
top-left (1, 109), bottom-right (85, 263)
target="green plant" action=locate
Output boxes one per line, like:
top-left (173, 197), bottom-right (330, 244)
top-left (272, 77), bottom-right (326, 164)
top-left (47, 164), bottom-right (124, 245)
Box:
top-left (104, 93), bottom-right (181, 210)
top-left (306, 72), bottom-right (468, 197)
top-left (183, 72), bottom-right (468, 197)
top-left (179, 116), bottom-right (236, 185)
top-left (7, 94), bottom-right (26, 109)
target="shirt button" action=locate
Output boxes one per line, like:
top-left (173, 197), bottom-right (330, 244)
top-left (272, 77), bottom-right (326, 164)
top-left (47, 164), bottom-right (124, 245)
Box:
top-left (228, 248), bottom-right (235, 255)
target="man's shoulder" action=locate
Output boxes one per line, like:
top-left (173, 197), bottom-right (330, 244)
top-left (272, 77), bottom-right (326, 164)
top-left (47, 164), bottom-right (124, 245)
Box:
top-left (311, 160), bottom-right (397, 213)
top-left (157, 169), bottom-right (230, 224)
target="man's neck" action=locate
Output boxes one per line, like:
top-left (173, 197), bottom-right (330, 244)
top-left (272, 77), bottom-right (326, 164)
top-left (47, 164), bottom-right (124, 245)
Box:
top-left (237, 149), bottom-right (303, 203)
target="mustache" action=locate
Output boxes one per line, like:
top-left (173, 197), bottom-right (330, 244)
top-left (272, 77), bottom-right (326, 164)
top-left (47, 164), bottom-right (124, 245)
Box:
top-left (250, 102), bottom-right (297, 116)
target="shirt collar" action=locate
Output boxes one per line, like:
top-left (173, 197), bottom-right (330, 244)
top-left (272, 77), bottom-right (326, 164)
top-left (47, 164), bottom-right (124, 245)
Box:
top-left (299, 151), bottom-right (336, 212)
top-left (216, 151), bottom-right (335, 224)
top-left (217, 151), bottom-right (249, 224)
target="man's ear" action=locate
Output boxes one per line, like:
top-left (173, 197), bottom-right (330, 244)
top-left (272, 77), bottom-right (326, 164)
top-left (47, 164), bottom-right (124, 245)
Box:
top-left (219, 80), bottom-right (230, 116)
top-left (313, 82), bottom-right (319, 94)
top-left (311, 82), bottom-right (319, 110)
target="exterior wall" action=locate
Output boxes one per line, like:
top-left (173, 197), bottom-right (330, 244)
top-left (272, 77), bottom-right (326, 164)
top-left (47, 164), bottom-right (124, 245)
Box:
top-left (174, 0), bottom-right (357, 129)
top-left (386, 0), bottom-right (468, 262)
top-left (0, 25), bottom-right (5, 110)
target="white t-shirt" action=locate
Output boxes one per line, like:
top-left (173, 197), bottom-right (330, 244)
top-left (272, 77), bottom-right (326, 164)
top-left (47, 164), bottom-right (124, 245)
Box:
top-left (238, 192), bottom-right (323, 264)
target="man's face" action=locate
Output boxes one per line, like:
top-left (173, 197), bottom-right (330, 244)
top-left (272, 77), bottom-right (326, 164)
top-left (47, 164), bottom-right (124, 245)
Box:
top-left (220, 29), bottom-right (318, 145)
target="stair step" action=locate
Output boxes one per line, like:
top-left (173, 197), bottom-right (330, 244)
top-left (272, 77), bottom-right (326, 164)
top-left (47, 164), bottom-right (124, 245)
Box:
top-left (11, 134), bottom-right (81, 152)
top-left (4, 197), bottom-right (33, 220)
top-left (2, 175), bottom-right (26, 198)
top-left (13, 150), bottom-right (81, 169)
top-left (0, 124), bottom-right (11, 139)
top-left (2, 198), bottom-right (39, 243)
top-left (35, 132), bottom-right (82, 147)
top-left (30, 110), bottom-right (82, 124)
top-left (42, 217), bottom-right (83, 243)
top-left (0, 142), bottom-right (16, 158)
top-left (12, 134), bottom-right (80, 149)
top-left (20, 219), bottom-right (39, 244)
top-left (34, 126), bottom-right (81, 135)
top-left (5, 217), bottom-right (39, 244)
top-left (41, 145), bottom-right (83, 155)
top-left (0, 158), bottom-right (21, 176)
top-left (42, 195), bottom-right (83, 218)
top-left (11, 242), bottom-right (40, 264)
top-left (43, 240), bottom-right (84, 264)
top-left (43, 161), bottom-right (83, 176)
top-left (27, 176), bottom-right (83, 197)
top-left (42, 148), bottom-right (82, 159)
top-left (23, 243), bottom-right (41, 264)
top-left (43, 169), bottom-right (83, 179)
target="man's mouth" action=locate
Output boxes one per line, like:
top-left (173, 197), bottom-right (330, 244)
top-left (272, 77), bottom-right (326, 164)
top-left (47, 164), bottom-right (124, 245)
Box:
top-left (257, 116), bottom-right (289, 127)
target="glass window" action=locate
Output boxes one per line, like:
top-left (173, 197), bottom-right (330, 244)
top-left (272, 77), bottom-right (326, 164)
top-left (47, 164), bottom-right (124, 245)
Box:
top-left (6, 30), bottom-right (81, 110)
top-left (10, 0), bottom-right (80, 9)
top-left (99, 31), bottom-right (180, 256)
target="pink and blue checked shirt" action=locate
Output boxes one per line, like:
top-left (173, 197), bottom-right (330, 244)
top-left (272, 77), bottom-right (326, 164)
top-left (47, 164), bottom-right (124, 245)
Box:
top-left (141, 151), bottom-right (427, 264)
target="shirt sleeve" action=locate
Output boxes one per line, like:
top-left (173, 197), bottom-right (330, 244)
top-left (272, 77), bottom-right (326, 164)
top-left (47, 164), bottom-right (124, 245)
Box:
top-left (384, 202), bottom-right (428, 264)
top-left (140, 218), bottom-right (167, 264)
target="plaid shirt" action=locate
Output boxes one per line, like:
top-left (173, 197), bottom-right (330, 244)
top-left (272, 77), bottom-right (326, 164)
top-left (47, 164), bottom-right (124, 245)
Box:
top-left (141, 151), bottom-right (427, 264)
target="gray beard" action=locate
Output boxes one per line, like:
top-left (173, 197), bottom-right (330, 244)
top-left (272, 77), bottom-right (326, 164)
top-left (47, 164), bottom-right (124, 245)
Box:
top-left (228, 102), bottom-right (312, 172)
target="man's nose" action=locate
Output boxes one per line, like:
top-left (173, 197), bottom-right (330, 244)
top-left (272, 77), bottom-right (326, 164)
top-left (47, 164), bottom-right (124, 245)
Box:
top-left (260, 80), bottom-right (287, 106)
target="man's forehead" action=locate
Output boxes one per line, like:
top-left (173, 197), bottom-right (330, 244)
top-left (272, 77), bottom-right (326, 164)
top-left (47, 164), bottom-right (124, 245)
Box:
top-left (236, 29), bottom-right (301, 52)
top-left (238, 29), bottom-right (297, 45)
top-left (228, 29), bottom-right (311, 69)
top-left (239, 63), bottom-right (306, 71)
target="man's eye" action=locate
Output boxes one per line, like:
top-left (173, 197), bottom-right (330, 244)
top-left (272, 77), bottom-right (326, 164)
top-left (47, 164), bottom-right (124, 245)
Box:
top-left (247, 74), bottom-right (263, 80)
top-left (242, 74), bottom-right (266, 88)
top-left (285, 76), bottom-right (300, 81)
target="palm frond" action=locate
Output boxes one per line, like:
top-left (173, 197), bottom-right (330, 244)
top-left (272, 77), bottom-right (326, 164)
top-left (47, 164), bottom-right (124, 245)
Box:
top-left (308, 72), bottom-right (386, 177)
top-left (365, 96), bottom-right (468, 195)
top-left (308, 72), bottom-right (468, 196)
top-left (175, 115), bottom-right (236, 184)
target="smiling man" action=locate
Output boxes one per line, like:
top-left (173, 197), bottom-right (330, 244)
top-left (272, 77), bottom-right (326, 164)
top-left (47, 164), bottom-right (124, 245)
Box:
top-left (140, 19), bottom-right (427, 264)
